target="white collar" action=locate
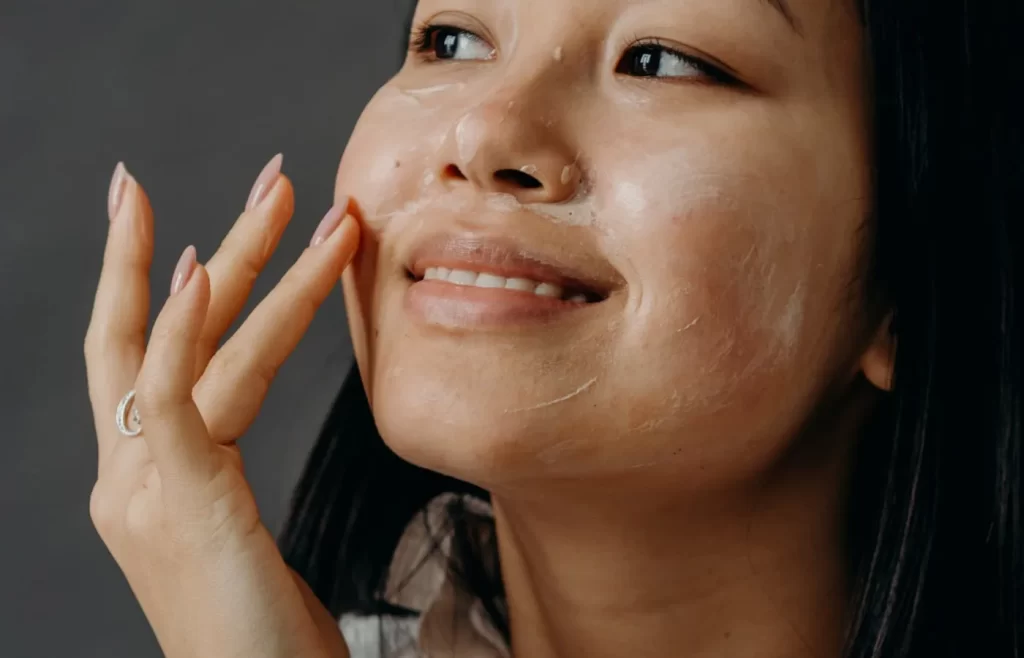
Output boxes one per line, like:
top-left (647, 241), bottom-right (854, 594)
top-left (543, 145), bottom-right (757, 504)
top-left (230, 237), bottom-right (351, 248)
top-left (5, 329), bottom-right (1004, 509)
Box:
top-left (341, 494), bottom-right (510, 657)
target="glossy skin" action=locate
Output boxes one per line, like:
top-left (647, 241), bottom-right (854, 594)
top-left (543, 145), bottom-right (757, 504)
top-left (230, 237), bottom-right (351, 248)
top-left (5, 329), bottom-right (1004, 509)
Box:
top-left (339, 0), bottom-right (878, 486)
top-left (85, 0), bottom-right (894, 655)
top-left (337, 0), bottom-right (891, 655)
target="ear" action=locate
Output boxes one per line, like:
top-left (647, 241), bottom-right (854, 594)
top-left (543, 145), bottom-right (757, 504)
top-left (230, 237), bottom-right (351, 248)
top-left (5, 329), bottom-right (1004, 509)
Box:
top-left (859, 313), bottom-right (895, 392)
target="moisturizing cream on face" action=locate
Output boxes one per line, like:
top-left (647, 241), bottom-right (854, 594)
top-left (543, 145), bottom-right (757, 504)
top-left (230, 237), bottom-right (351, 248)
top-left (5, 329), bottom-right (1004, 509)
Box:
top-left (401, 82), bottom-right (467, 99)
top-left (366, 187), bottom-right (598, 234)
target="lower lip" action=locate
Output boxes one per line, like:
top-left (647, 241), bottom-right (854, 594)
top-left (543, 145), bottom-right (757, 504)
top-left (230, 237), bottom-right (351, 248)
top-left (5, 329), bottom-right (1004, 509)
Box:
top-left (404, 279), bottom-right (592, 328)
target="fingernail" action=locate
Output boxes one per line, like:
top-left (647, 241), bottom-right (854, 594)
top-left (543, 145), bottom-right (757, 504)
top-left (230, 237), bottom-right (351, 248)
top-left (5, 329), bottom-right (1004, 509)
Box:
top-left (170, 245), bottom-right (198, 296)
top-left (108, 162), bottom-right (130, 221)
top-left (246, 153), bottom-right (283, 211)
top-left (310, 205), bottom-right (345, 247)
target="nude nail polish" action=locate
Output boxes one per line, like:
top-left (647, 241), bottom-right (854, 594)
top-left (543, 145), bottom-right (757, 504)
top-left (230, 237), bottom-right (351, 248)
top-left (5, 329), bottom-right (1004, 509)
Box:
top-left (310, 205), bottom-right (345, 247)
top-left (170, 245), bottom-right (198, 296)
top-left (245, 153), bottom-right (283, 211)
top-left (108, 162), bottom-right (129, 221)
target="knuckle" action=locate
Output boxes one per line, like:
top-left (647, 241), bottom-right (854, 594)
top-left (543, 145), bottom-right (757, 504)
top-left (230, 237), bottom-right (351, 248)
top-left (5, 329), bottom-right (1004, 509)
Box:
top-left (236, 250), bottom-right (264, 286)
top-left (89, 482), bottom-right (121, 536)
top-left (83, 328), bottom-right (110, 361)
top-left (276, 274), bottom-right (319, 319)
top-left (205, 347), bottom-right (244, 385)
top-left (255, 358), bottom-right (279, 387)
top-left (134, 375), bottom-right (182, 416)
top-left (293, 294), bottom-right (319, 325)
top-left (83, 329), bottom-right (96, 356)
top-left (207, 343), bottom-right (273, 396)
top-left (280, 259), bottom-right (312, 290)
top-left (148, 315), bottom-right (182, 345)
top-left (219, 231), bottom-right (264, 284)
top-left (122, 241), bottom-right (153, 270)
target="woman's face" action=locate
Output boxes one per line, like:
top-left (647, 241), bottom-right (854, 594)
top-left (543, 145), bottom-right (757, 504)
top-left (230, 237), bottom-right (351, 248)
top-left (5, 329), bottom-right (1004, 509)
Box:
top-left (336, 0), bottom-right (875, 493)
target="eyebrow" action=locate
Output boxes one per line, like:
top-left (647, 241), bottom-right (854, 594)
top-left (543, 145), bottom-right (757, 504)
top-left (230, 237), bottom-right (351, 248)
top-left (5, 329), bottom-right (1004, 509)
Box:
top-left (762, 0), bottom-right (802, 35)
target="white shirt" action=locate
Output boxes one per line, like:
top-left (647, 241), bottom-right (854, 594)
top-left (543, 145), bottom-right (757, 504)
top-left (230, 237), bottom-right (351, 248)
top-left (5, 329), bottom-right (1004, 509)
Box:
top-left (339, 494), bottom-right (510, 658)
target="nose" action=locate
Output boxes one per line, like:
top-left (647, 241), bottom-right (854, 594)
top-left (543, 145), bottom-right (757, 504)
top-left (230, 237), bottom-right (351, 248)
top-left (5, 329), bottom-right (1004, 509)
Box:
top-left (437, 97), bottom-right (581, 204)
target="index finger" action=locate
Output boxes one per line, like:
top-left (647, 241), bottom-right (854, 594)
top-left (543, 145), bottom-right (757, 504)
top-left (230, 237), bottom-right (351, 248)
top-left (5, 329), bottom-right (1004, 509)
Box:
top-left (84, 163), bottom-right (154, 467)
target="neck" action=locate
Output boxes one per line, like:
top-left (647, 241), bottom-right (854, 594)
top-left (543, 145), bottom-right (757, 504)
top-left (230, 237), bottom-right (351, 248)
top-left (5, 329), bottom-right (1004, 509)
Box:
top-left (490, 458), bottom-right (851, 658)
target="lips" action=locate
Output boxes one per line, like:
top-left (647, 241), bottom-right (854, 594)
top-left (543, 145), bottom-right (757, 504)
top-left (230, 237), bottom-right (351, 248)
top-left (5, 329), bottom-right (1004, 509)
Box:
top-left (420, 266), bottom-right (594, 303)
top-left (406, 234), bottom-right (616, 300)
top-left (400, 231), bottom-right (622, 328)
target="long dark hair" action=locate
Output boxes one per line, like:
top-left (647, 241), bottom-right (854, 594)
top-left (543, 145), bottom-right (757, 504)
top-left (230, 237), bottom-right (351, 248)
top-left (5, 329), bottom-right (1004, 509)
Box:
top-left (279, 0), bottom-right (1023, 655)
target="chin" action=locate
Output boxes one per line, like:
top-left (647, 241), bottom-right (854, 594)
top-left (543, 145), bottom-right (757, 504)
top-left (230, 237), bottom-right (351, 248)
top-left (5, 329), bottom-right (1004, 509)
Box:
top-left (342, 227), bottom-right (627, 484)
top-left (366, 355), bottom-right (590, 485)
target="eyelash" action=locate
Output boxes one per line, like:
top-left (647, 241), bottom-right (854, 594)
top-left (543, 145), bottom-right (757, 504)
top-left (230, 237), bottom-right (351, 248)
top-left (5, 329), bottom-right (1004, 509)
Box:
top-left (617, 35), bottom-right (737, 86)
top-left (409, 22), bottom-right (737, 86)
top-left (410, 22), bottom-right (492, 60)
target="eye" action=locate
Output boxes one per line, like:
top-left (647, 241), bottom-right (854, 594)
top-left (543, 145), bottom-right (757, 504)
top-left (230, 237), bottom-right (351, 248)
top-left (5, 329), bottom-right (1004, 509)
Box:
top-left (616, 40), bottom-right (736, 85)
top-left (411, 23), bottom-right (495, 62)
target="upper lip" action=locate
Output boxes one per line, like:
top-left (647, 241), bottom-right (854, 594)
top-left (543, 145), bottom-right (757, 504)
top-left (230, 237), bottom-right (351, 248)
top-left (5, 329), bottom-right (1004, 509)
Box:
top-left (402, 228), bottom-right (624, 300)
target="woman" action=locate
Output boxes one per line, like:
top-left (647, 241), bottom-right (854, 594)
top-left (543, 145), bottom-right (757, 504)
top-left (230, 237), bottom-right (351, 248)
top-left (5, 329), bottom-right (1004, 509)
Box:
top-left (84, 0), bottom-right (1022, 656)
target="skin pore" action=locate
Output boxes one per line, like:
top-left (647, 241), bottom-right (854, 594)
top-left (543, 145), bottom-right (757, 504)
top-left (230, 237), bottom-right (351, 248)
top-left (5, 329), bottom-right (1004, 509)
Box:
top-left (335, 0), bottom-right (891, 655)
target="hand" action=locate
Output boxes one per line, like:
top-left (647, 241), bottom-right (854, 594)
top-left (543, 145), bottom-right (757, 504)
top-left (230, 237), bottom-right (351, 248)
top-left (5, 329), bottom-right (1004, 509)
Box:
top-left (84, 157), bottom-right (358, 658)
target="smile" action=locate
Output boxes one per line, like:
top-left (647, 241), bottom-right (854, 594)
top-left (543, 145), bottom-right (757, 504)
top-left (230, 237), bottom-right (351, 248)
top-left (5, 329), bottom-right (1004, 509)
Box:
top-left (416, 267), bottom-right (601, 303)
top-left (401, 233), bottom-right (618, 329)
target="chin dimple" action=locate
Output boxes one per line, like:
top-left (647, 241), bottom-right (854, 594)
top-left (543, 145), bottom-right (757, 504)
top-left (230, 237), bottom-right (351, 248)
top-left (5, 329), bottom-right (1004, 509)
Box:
top-left (422, 267), bottom-right (589, 303)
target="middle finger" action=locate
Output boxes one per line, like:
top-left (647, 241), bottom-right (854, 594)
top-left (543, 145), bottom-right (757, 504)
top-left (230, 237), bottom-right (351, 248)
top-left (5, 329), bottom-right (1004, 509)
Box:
top-left (196, 154), bottom-right (294, 374)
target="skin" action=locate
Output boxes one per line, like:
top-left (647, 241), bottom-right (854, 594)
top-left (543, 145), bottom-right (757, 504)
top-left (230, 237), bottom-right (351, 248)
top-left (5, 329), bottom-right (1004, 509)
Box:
top-left (85, 0), bottom-right (894, 656)
top-left (337, 0), bottom-right (893, 656)
top-left (86, 165), bottom-right (357, 657)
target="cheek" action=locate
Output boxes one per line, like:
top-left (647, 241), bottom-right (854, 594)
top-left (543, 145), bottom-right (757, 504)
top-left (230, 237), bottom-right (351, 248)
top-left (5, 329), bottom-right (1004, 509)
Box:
top-left (588, 111), bottom-right (868, 418)
top-left (336, 86), bottom-right (455, 378)
top-left (340, 234), bottom-right (381, 387)
top-left (597, 162), bottom-right (862, 451)
top-left (621, 211), bottom-right (808, 404)
top-left (334, 85), bottom-right (448, 230)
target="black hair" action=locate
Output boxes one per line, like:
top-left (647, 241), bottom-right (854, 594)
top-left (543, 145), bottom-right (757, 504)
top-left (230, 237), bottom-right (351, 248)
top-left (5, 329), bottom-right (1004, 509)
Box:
top-left (279, 0), bottom-right (1022, 655)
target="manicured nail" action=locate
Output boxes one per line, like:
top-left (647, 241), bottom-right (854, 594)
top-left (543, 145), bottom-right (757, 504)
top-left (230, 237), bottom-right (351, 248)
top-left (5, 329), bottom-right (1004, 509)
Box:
top-left (246, 153), bottom-right (283, 211)
top-left (108, 162), bottom-right (129, 221)
top-left (310, 205), bottom-right (345, 247)
top-left (170, 245), bottom-right (198, 296)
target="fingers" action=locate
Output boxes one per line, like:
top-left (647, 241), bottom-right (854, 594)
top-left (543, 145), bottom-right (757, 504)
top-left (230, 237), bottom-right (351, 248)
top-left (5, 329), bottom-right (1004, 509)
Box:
top-left (134, 248), bottom-right (216, 487)
top-left (197, 154), bottom-right (295, 374)
top-left (85, 163), bottom-right (154, 467)
top-left (194, 206), bottom-right (361, 442)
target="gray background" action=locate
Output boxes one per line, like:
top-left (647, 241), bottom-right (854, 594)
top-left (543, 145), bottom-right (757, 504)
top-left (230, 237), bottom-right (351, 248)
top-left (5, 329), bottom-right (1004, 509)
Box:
top-left (1, 1), bottom-right (409, 655)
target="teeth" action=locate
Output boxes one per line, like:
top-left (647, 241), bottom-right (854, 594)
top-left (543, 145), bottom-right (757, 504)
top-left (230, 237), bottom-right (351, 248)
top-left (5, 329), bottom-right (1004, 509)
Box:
top-left (475, 273), bottom-right (507, 289)
top-left (534, 283), bottom-right (562, 298)
top-left (447, 269), bottom-right (478, 285)
top-left (505, 278), bottom-right (536, 292)
top-left (421, 267), bottom-right (571, 300)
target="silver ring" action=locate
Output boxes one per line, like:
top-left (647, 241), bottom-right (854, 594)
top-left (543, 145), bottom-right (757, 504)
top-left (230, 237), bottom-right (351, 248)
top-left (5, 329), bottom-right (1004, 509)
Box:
top-left (115, 389), bottom-right (142, 437)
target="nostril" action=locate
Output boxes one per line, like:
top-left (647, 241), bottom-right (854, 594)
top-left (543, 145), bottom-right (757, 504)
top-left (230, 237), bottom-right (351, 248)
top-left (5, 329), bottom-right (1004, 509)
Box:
top-left (443, 164), bottom-right (468, 181)
top-left (494, 169), bottom-right (543, 189)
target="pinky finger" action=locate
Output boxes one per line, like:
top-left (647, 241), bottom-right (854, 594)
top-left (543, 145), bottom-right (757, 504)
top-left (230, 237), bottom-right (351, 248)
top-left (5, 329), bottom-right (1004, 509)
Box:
top-left (134, 247), bottom-right (217, 489)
